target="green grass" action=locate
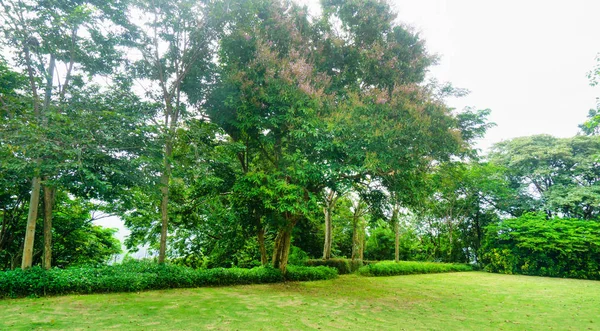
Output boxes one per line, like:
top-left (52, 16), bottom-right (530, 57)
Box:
top-left (2, 272), bottom-right (600, 330)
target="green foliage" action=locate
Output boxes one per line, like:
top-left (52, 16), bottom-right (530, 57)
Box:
top-left (364, 224), bottom-right (395, 260)
top-left (580, 107), bottom-right (600, 135)
top-left (482, 213), bottom-right (600, 280)
top-left (0, 193), bottom-right (121, 270)
top-left (489, 135), bottom-right (600, 219)
top-left (1, 0), bottom-right (493, 274)
top-left (170, 254), bottom-right (206, 269)
top-left (284, 265), bottom-right (338, 281)
top-left (581, 54), bottom-right (600, 135)
top-left (358, 261), bottom-right (473, 277)
top-left (304, 258), bottom-right (363, 274)
top-left (0, 261), bottom-right (339, 298)
top-left (363, 220), bottom-right (423, 261)
top-left (287, 246), bottom-right (309, 266)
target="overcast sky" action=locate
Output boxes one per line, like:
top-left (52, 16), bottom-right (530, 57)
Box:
top-left (303, 0), bottom-right (600, 151)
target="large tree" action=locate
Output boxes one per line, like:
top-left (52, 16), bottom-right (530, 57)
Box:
top-left (181, 0), bottom-right (488, 271)
top-left (125, 0), bottom-right (214, 263)
top-left (490, 135), bottom-right (600, 220)
top-left (0, 0), bottom-right (152, 269)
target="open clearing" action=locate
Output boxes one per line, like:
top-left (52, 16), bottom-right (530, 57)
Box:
top-left (2, 271), bottom-right (599, 330)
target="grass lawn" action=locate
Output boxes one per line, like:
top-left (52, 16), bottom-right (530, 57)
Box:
top-left (1, 271), bottom-right (599, 330)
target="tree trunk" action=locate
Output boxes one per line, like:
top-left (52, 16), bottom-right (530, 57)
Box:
top-left (393, 207), bottom-right (400, 262)
top-left (272, 218), bottom-right (296, 273)
top-left (257, 226), bottom-right (267, 266)
top-left (42, 185), bottom-right (55, 269)
top-left (322, 190), bottom-right (337, 260)
top-left (359, 229), bottom-right (365, 260)
top-left (21, 43), bottom-right (47, 270)
top-left (351, 214), bottom-right (360, 261)
top-left (474, 221), bottom-right (481, 262)
top-left (11, 243), bottom-right (23, 270)
top-left (351, 217), bottom-right (358, 261)
top-left (394, 220), bottom-right (400, 262)
top-left (322, 206), bottom-right (332, 260)
top-left (22, 177), bottom-right (41, 269)
top-left (158, 140), bottom-right (173, 264)
top-left (0, 209), bottom-right (7, 250)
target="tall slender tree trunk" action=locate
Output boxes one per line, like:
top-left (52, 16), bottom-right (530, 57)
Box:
top-left (359, 229), bottom-right (365, 260)
top-left (21, 51), bottom-right (56, 269)
top-left (22, 177), bottom-right (41, 269)
top-left (272, 217), bottom-right (296, 273)
top-left (257, 226), bottom-right (267, 266)
top-left (322, 190), bottom-right (337, 260)
top-left (40, 57), bottom-right (56, 270)
top-left (322, 206), bottom-right (333, 259)
top-left (158, 139), bottom-right (173, 264)
top-left (42, 185), bottom-right (55, 269)
top-left (0, 209), bottom-right (7, 251)
top-left (20, 44), bottom-right (43, 270)
top-left (447, 220), bottom-right (453, 261)
top-left (473, 202), bottom-right (482, 263)
top-left (394, 219), bottom-right (400, 262)
top-left (392, 206), bottom-right (400, 262)
top-left (351, 216), bottom-right (358, 261)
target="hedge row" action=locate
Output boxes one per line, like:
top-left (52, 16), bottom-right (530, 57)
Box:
top-left (358, 261), bottom-right (473, 277)
top-left (0, 261), bottom-right (337, 298)
top-left (304, 259), bottom-right (363, 274)
top-left (286, 265), bottom-right (338, 281)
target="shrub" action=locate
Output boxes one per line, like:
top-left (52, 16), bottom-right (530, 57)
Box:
top-left (358, 261), bottom-right (473, 277)
top-left (288, 246), bottom-right (309, 266)
top-left (171, 254), bottom-right (206, 269)
top-left (285, 265), bottom-right (338, 281)
top-left (0, 261), bottom-right (338, 298)
top-left (481, 213), bottom-right (600, 280)
top-left (362, 260), bottom-right (379, 266)
top-left (348, 259), bottom-right (364, 273)
top-left (304, 258), bottom-right (363, 274)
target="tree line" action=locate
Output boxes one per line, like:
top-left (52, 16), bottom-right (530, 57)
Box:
top-left (1, 0), bottom-right (598, 274)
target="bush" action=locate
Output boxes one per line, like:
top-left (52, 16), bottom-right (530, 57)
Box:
top-left (304, 258), bottom-right (363, 274)
top-left (481, 213), bottom-right (600, 280)
top-left (348, 259), bottom-right (364, 273)
top-left (288, 246), bottom-right (309, 266)
top-left (285, 265), bottom-right (338, 281)
top-left (0, 261), bottom-right (338, 298)
top-left (358, 261), bottom-right (473, 277)
top-left (362, 260), bottom-right (379, 266)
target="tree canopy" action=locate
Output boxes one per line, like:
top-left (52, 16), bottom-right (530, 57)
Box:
top-left (3, 0), bottom-right (598, 281)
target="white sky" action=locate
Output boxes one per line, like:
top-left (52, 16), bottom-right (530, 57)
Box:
top-left (302, 0), bottom-right (600, 151)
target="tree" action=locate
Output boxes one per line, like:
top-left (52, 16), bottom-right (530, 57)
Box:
top-left (349, 194), bottom-right (368, 261)
top-left (321, 189), bottom-right (340, 259)
top-left (413, 161), bottom-right (514, 262)
top-left (0, 188), bottom-right (122, 270)
top-left (0, 0), bottom-right (138, 269)
top-left (0, 58), bottom-right (31, 269)
top-left (126, 0), bottom-right (214, 263)
top-left (490, 135), bottom-right (600, 220)
top-left (180, 0), bottom-right (490, 271)
top-left (185, 0), bottom-right (332, 272)
top-left (318, 0), bottom-right (494, 263)
top-left (581, 54), bottom-right (600, 135)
